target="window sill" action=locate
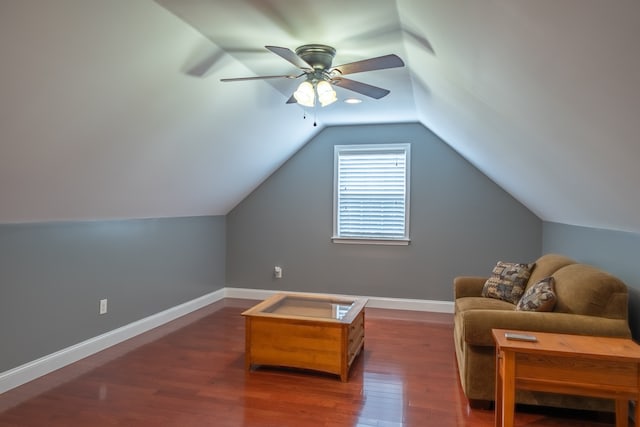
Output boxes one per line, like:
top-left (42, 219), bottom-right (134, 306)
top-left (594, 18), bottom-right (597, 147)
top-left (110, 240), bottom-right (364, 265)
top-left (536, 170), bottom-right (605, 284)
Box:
top-left (331, 237), bottom-right (411, 246)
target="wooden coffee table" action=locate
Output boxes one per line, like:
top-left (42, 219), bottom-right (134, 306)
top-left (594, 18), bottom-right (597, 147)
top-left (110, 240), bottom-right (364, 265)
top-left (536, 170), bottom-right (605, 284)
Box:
top-left (242, 293), bottom-right (367, 381)
top-left (492, 328), bottom-right (640, 427)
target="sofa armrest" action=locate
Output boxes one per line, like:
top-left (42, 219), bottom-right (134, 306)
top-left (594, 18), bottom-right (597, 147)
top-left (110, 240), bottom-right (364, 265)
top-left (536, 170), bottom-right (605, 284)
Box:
top-left (454, 276), bottom-right (487, 299)
top-left (460, 309), bottom-right (632, 346)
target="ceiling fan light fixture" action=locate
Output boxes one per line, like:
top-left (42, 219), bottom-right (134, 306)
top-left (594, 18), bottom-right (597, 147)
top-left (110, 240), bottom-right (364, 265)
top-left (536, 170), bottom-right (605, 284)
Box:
top-left (317, 80), bottom-right (337, 107)
top-left (221, 45), bottom-right (405, 109)
top-left (294, 81), bottom-right (315, 107)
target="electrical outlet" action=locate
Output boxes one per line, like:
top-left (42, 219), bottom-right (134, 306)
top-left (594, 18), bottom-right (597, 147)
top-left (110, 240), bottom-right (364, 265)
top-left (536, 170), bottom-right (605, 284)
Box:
top-left (274, 266), bottom-right (282, 279)
top-left (99, 299), bottom-right (108, 315)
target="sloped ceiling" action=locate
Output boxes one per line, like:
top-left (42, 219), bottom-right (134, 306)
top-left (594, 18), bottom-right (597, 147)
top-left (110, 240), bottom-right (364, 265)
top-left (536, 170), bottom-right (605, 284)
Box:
top-left (1, 1), bottom-right (639, 233)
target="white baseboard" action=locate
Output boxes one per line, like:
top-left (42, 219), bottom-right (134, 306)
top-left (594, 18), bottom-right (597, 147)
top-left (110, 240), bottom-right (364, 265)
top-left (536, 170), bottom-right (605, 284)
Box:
top-left (0, 289), bottom-right (226, 394)
top-left (0, 287), bottom-right (452, 394)
top-left (224, 287), bottom-right (454, 313)
top-left (224, 287), bottom-right (277, 301)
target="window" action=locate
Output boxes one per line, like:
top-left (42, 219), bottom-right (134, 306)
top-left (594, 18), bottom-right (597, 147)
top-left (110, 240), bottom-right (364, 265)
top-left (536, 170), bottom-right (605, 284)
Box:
top-left (333, 143), bottom-right (410, 245)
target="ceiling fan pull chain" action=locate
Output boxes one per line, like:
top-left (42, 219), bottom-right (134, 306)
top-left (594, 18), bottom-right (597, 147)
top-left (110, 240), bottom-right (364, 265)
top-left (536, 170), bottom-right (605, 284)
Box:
top-left (301, 108), bottom-right (317, 127)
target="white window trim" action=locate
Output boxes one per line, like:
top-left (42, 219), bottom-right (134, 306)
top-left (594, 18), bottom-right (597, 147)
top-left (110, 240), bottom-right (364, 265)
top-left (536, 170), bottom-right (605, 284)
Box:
top-left (331, 237), bottom-right (411, 246)
top-left (332, 143), bottom-right (411, 246)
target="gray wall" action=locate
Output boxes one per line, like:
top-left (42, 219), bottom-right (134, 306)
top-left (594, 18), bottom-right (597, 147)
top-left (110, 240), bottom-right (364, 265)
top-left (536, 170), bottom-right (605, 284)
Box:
top-left (0, 216), bottom-right (225, 372)
top-left (542, 221), bottom-right (640, 338)
top-left (227, 123), bottom-right (542, 300)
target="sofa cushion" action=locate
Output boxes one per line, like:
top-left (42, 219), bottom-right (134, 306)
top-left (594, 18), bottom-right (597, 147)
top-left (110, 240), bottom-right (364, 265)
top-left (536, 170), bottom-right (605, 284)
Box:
top-left (456, 296), bottom-right (516, 313)
top-left (526, 254), bottom-right (575, 291)
top-left (457, 309), bottom-right (631, 347)
top-left (481, 261), bottom-right (534, 304)
top-left (516, 277), bottom-right (556, 312)
top-left (553, 264), bottom-right (629, 318)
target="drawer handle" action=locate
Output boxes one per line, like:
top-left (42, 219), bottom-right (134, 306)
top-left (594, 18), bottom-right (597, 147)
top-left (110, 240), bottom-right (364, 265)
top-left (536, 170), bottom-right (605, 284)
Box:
top-left (350, 333), bottom-right (364, 344)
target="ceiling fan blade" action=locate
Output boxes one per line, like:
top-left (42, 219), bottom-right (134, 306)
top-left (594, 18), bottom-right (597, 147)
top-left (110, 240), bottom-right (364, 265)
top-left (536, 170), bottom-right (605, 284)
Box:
top-left (220, 74), bottom-right (300, 82)
top-left (332, 77), bottom-right (390, 99)
top-left (285, 94), bottom-right (297, 104)
top-left (265, 45), bottom-right (313, 71)
top-left (332, 54), bottom-right (404, 76)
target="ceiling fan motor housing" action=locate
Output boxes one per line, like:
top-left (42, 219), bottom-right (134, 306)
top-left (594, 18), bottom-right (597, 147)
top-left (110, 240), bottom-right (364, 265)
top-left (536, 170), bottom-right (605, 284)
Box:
top-left (295, 44), bottom-right (336, 71)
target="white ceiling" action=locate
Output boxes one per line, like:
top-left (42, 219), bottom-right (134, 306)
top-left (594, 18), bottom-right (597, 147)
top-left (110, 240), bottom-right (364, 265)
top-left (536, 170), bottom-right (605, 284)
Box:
top-left (1, 1), bottom-right (639, 233)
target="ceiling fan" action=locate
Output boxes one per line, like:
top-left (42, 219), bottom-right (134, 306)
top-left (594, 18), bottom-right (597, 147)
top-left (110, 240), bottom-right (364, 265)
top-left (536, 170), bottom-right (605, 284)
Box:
top-left (220, 44), bottom-right (405, 107)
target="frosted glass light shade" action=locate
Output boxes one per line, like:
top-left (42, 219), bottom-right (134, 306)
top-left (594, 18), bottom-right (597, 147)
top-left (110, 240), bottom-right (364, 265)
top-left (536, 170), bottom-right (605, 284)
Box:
top-left (293, 81), bottom-right (315, 107)
top-left (317, 80), bottom-right (337, 107)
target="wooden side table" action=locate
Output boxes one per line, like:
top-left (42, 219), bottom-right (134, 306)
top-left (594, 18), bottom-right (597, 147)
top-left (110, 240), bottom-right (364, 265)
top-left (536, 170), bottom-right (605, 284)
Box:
top-left (492, 328), bottom-right (640, 427)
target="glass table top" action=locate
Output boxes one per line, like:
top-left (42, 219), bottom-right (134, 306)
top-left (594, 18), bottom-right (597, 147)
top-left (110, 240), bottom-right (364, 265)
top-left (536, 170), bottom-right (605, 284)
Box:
top-left (263, 296), bottom-right (355, 320)
top-left (243, 294), bottom-right (365, 321)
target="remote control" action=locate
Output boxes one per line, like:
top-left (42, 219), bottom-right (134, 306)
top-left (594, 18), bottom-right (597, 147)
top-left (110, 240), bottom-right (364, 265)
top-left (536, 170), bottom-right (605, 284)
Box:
top-left (504, 332), bottom-right (537, 342)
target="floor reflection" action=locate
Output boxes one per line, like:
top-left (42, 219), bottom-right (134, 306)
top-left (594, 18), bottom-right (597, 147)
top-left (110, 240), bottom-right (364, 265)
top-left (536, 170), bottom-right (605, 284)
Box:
top-left (357, 371), bottom-right (405, 426)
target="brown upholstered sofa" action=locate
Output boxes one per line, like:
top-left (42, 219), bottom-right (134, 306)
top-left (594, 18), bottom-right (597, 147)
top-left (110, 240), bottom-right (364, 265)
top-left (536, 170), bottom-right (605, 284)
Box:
top-left (454, 253), bottom-right (632, 411)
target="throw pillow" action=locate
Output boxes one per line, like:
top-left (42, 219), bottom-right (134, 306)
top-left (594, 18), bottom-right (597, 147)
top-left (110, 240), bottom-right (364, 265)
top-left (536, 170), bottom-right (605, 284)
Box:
top-left (481, 261), bottom-right (535, 304)
top-left (516, 276), bottom-right (557, 312)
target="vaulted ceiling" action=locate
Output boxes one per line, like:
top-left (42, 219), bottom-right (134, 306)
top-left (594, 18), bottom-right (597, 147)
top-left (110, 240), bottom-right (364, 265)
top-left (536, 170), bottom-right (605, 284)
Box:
top-left (1, 1), bottom-right (639, 233)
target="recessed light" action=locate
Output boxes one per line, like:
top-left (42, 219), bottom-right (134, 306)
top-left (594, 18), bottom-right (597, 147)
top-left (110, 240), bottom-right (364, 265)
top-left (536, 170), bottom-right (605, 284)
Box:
top-left (344, 98), bottom-right (362, 104)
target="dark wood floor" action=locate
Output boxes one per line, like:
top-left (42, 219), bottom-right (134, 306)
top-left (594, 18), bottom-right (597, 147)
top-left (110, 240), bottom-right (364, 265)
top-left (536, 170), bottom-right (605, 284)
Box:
top-left (0, 298), bottom-right (624, 426)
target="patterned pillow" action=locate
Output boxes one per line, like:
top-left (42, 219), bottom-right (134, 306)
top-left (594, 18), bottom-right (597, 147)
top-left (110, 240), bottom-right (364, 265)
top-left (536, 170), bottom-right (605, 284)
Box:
top-left (516, 276), bottom-right (557, 312)
top-left (481, 261), bottom-right (535, 304)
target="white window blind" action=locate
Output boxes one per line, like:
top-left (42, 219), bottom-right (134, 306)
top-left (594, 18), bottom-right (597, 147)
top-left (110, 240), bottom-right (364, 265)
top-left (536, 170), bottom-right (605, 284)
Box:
top-left (333, 144), bottom-right (410, 245)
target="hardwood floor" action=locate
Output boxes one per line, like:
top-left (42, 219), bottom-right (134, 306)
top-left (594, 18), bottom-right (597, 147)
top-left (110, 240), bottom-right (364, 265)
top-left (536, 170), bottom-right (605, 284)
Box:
top-left (0, 298), bottom-right (623, 426)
